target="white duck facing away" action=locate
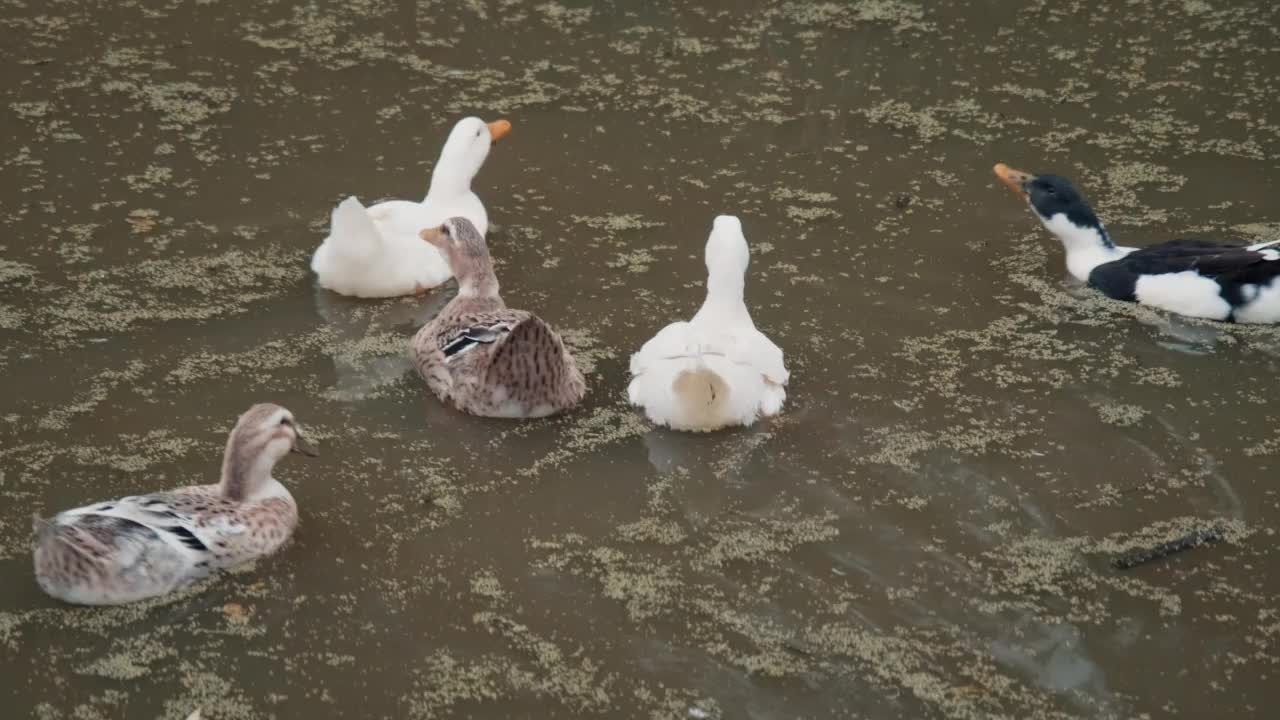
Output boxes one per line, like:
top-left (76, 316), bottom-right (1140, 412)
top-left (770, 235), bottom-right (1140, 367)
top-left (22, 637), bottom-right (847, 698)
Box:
top-left (628, 215), bottom-right (789, 431)
top-left (32, 404), bottom-right (318, 605)
top-left (311, 117), bottom-right (512, 298)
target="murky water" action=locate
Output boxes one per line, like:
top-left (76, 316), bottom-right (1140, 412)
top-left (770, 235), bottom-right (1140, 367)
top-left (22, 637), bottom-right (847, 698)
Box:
top-left (3, 0), bottom-right (1280, 717)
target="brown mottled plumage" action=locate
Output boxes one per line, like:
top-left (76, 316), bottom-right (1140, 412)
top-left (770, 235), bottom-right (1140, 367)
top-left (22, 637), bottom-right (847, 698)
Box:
top-left (412, 217), bottom-right (586, 418)
top-left (31, 404), bottom-right (318, 605)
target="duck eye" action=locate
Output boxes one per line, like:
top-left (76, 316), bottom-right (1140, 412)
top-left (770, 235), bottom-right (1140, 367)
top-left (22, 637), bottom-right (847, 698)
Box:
top-left (1045, 186), bottom-right (1056, 195)
top-left (441, 224), bottom-right (452, 237)
top-left (280, 417), bottom-right (293, 427)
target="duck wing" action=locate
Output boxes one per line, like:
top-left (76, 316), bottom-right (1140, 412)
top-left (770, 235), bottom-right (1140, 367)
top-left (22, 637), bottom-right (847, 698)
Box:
top-left (1128, 239), bottom-right (1229, 254)
top-left (1091, 239), bottom-right (1280, 302)
top-left (481, 313), bottom-right (583, 396)
top-left (727, 329), bottom-right (788, 385)
top-left (632, 322), bottom-right (787, 385)
top-left (1120, 239), bottom-right (1279, 270)
top-left (689, 328), bottom-right (788, 385)
top-left (35, 500), bottom-right (207, 604)
top-left (40, 514), bottom-right (162, 568)
top-left (60, 493), bottom-right (227, 556)
top-left (629, 321), bottom-right (692, 376)
top-left (438, 313), bottom-right (522, 363)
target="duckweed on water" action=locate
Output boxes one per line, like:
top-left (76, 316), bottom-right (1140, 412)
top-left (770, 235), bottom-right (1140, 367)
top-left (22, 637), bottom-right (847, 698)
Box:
top-left (3, 0), bottom-right (1280, 717)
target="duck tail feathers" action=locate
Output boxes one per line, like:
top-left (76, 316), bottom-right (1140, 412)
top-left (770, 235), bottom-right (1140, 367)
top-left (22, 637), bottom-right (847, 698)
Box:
top-left (326, 196), bottom-right (382, 257)
top-left (670, 360), bottom-right (733, 428)
top-left (483, 317), bottom-right (585, 404)
top-left (31, 517), bottom-right (101, 569)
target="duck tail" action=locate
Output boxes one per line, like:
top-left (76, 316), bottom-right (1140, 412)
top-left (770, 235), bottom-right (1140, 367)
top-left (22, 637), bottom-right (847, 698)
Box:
top-left (483, 316), bottom-right (585, 408)
top-left (1246, 238), bottom-right (1280, 253)
top-left (31, 514), bottom-right (89, 581)
top-left (38, 523), bottom-right (96, 561)
top-left (318, 197), bottom-right (382, 265)
top-left (670, 354), bottom-right (733, 429)
top-left (33, 514), bottom-right (112, 564)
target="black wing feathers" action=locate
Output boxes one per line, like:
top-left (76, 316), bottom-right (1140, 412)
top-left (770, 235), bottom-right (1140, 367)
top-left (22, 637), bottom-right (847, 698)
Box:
top-left (443, 321), bottom-right (514, 359)
top-left (162, 525), bottom-right (209, 552)
top-left (1089, 238), bottom-right (1280, 305)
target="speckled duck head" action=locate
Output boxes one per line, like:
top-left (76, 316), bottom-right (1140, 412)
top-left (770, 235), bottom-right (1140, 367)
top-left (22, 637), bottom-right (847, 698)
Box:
top-left (428, 117), bottom-right (512, 197)
top-left (220, 404), bottom-right (318, 502)
top-left (994, 163), bottom-right (1114, 251)
top-left (420, 217), bottom-right (499, 298)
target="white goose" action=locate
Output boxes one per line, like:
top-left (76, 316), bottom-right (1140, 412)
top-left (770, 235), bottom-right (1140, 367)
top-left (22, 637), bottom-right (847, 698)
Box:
top-left (311, 117), bottom-right (512, 298)
top-left (628, 216), bottom-right (789, 432)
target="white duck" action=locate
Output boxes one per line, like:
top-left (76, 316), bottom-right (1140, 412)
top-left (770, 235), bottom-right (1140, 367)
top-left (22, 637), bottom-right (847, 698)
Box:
top-left (628, 215), bottom-right (789, 431)
top-left (311, 116), bottom-right (512, 298)
top-left (32, 404), bottom-right (318, 605)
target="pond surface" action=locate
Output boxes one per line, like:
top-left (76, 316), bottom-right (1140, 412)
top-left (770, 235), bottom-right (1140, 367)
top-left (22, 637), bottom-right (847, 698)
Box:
top-left (2, 0), bottom-right (1280, 718)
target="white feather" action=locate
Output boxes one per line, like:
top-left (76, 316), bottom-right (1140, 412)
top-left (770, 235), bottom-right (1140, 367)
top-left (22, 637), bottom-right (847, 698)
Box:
top-left (628, 216), bottom-right (787, 432)
top-left (59, 496), bottom-right (225, 561)
top-left (311, 117), bottom-right (496, 298)
top-left (1233, 280), bottom-right (1280, 323)
top-left (1133, 271), bottom-right (1233, 320)
top-left (1038, 213), bottom-right (1132, 281)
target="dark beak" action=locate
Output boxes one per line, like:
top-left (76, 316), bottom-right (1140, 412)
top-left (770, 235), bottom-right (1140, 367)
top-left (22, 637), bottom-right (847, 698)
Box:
top-left (291, 432), bottom-right (320, 457)
top-left (993, 163), bottom-right (1035, 198)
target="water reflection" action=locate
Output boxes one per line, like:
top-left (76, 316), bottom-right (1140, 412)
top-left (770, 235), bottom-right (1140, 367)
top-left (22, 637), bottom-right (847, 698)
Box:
top-left (310, 284), bottom-right (450, 401)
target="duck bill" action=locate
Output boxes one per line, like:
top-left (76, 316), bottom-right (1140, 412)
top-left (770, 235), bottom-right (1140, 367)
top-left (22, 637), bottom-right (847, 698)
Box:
top-left (419, 226), bottom-right (447, 248)
top-left (486, 119), bottom-right (512, 143)
top-left (993, 163), bottom-right (1035, 198)
top-left (291, 433), bottom-right (320, 457)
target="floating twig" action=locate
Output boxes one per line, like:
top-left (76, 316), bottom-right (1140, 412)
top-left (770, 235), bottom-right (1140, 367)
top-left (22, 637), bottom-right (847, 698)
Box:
top-left (1110, 524), bottom-right (1225, 570)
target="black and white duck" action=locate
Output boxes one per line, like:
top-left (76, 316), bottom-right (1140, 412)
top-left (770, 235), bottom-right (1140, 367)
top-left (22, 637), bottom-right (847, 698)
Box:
top-left (994, 163), bottom-right (1280, 323)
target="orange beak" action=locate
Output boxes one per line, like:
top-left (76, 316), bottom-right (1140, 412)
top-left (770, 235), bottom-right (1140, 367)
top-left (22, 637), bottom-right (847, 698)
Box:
top-left (419, 225), bottom-right (446, 248)
top-left (993, 163), bottom-right (1035, 198)
top-left (486, 119), bottom-right (511, 143)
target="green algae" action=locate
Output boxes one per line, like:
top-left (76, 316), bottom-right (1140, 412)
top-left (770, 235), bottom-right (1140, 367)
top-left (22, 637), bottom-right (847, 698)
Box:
top-left (2, 0), bottom-right (1280, 718)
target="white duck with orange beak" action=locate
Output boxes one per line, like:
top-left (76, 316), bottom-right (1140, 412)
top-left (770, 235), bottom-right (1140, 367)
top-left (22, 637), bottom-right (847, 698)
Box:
top-left (311, 117), bottom-right (512, 298)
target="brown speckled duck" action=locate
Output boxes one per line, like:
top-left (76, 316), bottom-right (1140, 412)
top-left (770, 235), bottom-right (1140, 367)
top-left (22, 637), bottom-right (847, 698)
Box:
top-left (412, 217), bottom-right (586, 418)
top-left (32, 404), bottom-right (318, 605)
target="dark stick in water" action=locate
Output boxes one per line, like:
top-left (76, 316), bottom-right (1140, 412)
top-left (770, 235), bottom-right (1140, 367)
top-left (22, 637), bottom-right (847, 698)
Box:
top-left (1110, 524), bottom-right (1225, 570)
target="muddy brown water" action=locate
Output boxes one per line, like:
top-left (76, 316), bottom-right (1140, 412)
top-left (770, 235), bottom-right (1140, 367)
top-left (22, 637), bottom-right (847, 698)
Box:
top-left (3, 0), bottom-right (1280, 718)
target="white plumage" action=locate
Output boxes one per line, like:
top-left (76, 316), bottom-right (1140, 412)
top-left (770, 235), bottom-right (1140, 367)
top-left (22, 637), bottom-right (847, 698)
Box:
top-left (1132, 271), bottom-right (1233, 320)
top-left (628, 216), bottom-right (788, 432)
top-left (311, 117), bottom-right (510, 298)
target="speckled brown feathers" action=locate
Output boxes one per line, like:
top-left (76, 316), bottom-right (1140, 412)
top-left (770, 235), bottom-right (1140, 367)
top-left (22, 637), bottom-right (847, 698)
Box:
top-left (413, 218), bottom-right (586, 418)
top-left (31, 403), bottom-right (316, 605)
